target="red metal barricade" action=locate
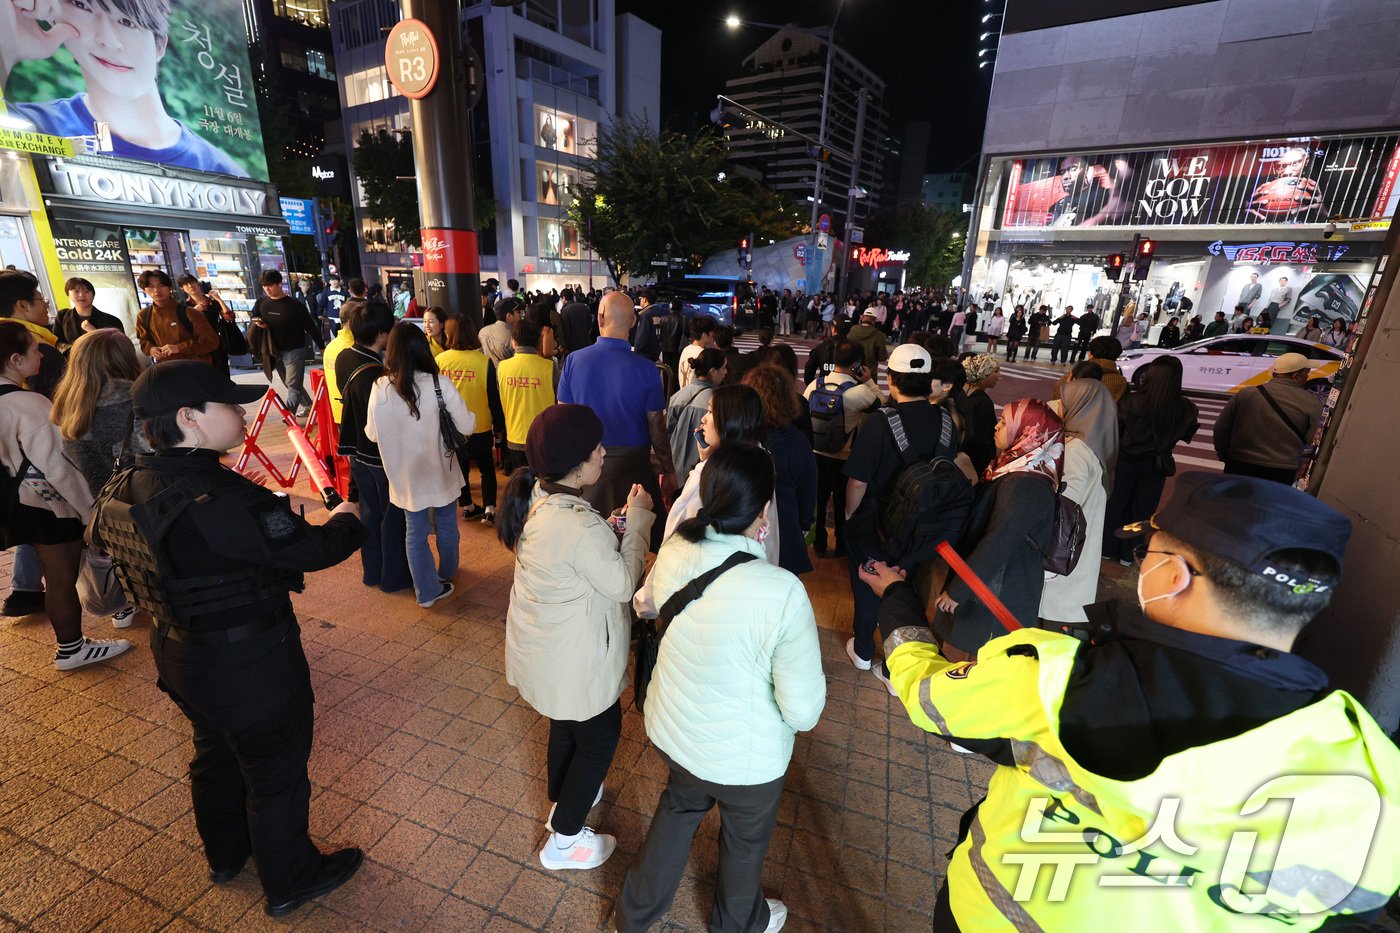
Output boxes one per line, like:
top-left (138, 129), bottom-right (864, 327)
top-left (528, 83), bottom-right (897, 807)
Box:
top-left (234, 369), bottom-right (349, 504)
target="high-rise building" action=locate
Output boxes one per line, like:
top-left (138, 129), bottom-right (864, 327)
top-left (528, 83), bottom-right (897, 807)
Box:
top-left (328, 0), bottom-right (660, 292)
top-left (244, 0), bottom-right (340, 172)
top-left (882, 121), bottom-right (929, 214)
top-left (922, 172), bottom-right (972, 214)
top-left (720, 28), bottom-right (890, 239)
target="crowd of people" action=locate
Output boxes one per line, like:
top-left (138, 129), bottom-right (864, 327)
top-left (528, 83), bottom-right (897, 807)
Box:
top-left (3, 263), bottom-right (1395, 930)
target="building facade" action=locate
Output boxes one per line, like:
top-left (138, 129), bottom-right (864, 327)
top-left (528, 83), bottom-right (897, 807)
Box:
top-left (721, 28), bottom-right (890, 242)
top-left (922, 172), bottom-right (972, 214)
top-left (328, 0), bottom-right (659, 294)
top-left (964, 0), bottom-right (1400, 342)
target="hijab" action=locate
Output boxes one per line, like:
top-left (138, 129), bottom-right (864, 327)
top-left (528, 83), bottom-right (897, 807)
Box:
top-left (987, 397), bottom-right (1064, 486)
top-left (1058, 379), bottom-right (1119, 489)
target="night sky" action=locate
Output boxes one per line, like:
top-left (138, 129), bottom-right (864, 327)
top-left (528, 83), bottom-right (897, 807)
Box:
top-left (614, 0), bottom-right (989, 173)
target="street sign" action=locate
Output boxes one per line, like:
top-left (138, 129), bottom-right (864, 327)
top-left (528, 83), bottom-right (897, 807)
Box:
top-left (0, 127), bottom-right (73, 157)
top-left (793, 243), bottom-right (807, 265)
top-left (385, 18), bottom-right (440, 100)
top-left (818, 213), bottom-right (831, 233)
top-left (850, 226), bottom-right (864, 244)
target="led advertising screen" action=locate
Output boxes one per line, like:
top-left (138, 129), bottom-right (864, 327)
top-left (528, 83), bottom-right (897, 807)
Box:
top-left (0, 0), bottom-right (269, 180)
top-left (1000, 135), bottom-right (1399, 229)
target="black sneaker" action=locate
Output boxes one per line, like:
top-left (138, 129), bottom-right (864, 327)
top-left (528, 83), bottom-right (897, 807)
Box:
top-left (2, 589), bottom-right (45, 617)
top-left (265, 848), bottom-right (363, 917)
top-left (481, 509), bottom-right (496, 526)
top-left (461, 503), bottom-right (485, 520)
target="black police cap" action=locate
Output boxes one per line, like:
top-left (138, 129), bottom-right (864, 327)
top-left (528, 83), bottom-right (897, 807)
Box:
top-left (132, 361), bottom-right (266, 418)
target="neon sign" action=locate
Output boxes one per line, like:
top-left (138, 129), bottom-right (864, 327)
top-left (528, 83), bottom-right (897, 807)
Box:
top-left (852, 247), bottom-right (910, 267)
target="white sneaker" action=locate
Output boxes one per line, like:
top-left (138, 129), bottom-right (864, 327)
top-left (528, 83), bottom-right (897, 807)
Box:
top-left (845, 637), bottom-right (872, 672)
top-left (763, 899), bottom-right (789, 932)
top-left (546, 783), bottom-right (604, 832)
top-left (871, 664), bottom-right (897, 697)
top-left (418, 581), bottom-right (455, 609)
top-left (111, 606), bottom-right (136, 629)
top-left (54, 637), bottom-right (131, 671)
top-left (538, 827), bottom-right (615, 870)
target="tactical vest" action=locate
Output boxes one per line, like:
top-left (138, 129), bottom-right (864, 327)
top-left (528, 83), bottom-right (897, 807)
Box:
top-left (91, 469), bottom-right (303, 628)
top-left (888, 629), bottom-right (1400, 932)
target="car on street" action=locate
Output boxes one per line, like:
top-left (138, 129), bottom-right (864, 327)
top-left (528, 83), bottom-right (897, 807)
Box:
top-left (648, 275), bottom-right (752, 327)
top-left (1118, 333), bottom-right (1342, 395)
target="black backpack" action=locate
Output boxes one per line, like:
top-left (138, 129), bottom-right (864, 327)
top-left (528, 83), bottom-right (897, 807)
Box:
top-left (876, 407), bottom-right (974, 564)
top-left (1032, 476), bottom-right (1088, 577)
top-left (808, 379), bottom-right (855, 454)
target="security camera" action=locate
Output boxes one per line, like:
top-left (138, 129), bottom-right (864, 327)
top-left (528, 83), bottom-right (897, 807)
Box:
top-left (1322, 221), bottom-right (1338, 239)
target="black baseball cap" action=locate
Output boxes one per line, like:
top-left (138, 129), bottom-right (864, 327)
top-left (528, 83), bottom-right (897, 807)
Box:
top-left (1118, 472), bottom-right (1350, 590)
top-left (132, 361), bottom-right (266, 417)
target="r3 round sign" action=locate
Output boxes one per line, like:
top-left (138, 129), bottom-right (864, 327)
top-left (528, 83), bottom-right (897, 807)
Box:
top-left (385, 19), bottom-right (440, 100)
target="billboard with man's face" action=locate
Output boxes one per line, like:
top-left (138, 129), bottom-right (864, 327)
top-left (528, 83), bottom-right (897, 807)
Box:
top-left (0, 0), bottom-right (268, 180)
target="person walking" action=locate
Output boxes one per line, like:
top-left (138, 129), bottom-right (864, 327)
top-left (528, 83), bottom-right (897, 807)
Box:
top-left (1004, 306), bottom-right (1027, 362)
top-left (666, 347), bottom-right (726, 485)
top-left (743, 364), bottom-right (818, 576)
top-left (1213, 352), bottom-right (1320, 484)
top-left (249, 269), bottom-right (322, 418)
top-left (365, 323), bottom-right (472, 607)
top-left (1102, 356), bottom-right (1198, 563)
top-left (803, 340), bottom-right (881, 557)
top-left (1071, 306), bottom-right (1099, 362)
top-left (497, 404), bottom-right (655, 871)
top-left (983, 308), bottom-right (1005, 356)
top-left (613, 443), bottom-right (824, 933)
top-left (436, 316), bottom-right (504, 525)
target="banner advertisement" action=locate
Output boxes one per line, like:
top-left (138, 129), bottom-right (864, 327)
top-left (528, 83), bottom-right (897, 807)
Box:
top-left (1, 0), bottom-right (269, 180)
top-left (48, 218), bottom-right (141, 335)
top-left (1000, 134), bottom-right (1399, 229)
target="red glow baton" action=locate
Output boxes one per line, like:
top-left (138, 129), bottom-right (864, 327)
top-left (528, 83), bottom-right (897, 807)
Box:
top-left (936, 540), bottom-right (1022, 631)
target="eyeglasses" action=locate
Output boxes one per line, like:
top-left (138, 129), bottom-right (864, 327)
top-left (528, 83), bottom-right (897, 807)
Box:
top-left (1132, 545), bottom-right (1201, 576)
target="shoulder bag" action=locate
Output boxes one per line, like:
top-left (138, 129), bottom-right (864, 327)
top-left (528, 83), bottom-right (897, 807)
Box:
top-left (432, 373), bottom-right (471, 459)
top-left (634, 550), bottom-right (757, 712)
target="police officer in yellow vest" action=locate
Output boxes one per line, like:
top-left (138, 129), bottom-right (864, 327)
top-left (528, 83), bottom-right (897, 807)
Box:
top-left (861, 472), bottom-right (1400, 931)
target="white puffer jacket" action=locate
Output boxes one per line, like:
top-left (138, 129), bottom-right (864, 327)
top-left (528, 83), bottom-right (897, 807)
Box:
top-left (644, 528), bottom-right (826, 786)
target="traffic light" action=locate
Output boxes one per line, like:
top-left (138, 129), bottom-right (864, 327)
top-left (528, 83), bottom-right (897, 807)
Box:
top-left (1133, 238), bottom-right (1155, 281)
top-left (1103, 253), bottom-right (1125, 279)
top-left (738, 237), bottom-right (751, 269)
top-left (806, 144), bottom-right (831, 162)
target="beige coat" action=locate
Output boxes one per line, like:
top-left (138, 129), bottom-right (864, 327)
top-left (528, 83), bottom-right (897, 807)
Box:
top-left (505, 486), bottom-right (655, 721)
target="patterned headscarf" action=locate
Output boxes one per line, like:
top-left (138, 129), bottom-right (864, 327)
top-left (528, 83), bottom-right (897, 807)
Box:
top-left (963, 353), bottom-right (1000, 388)
top-left (986, 398), bottom-right (1064, 486)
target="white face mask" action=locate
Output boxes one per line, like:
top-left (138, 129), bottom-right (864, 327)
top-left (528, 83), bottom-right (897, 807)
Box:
top-left (1137, 556), bottom-right (1187, 613)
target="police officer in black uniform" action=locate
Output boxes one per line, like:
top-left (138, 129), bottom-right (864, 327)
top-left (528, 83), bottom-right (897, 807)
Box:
top-left (90, 361), bottom-right (368, 917)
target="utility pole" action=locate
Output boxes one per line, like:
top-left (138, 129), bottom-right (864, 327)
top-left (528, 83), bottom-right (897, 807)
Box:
top-left (836, 90), bottom-right (868, 308)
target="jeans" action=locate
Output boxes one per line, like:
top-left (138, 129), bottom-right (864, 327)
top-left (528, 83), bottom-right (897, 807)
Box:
top-left (274, 347), bottom-right (310, 411)
top-left (547, 700), bottom-right (622, 836)
top-left (405, 504), bottom-right (460, 604)
top-left (12, 543), bottom-right (42, 591)
top-left (616, 748), bottom-right (785, 933)
top-left (349, 460), bottom-right (412, 592)
top-left (455, 432), bottom-right (498, 509)
top-left (1224, 460), bottom-right (1298, 485)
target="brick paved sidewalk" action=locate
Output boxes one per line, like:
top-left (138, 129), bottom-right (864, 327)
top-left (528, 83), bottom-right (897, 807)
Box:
top-left (0, 479), bottom-right (993, 931)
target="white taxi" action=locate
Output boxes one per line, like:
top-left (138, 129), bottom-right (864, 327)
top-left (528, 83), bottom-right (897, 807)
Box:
top-left (1118, 334), bottom-right (1342, 395)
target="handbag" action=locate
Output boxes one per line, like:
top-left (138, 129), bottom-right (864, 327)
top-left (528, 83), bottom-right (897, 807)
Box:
top-left (78, 547), bottom-right (129, 616)
top-left (432, 374), bottom-right (470, 458)
top-left (634, 550), bottom-right (757, 712)
top-left (217, 317), bottom-right (249, 356)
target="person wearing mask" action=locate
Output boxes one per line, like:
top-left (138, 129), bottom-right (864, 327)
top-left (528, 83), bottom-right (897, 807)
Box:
top-left (53, 276), bottom-right (124, 354)
top-left (1158, 316), bottom-right (1182, 348)
top-left (959, 354), bottom-right (1001, 478)
top-left (935, 398), bottom-right (1061, 659)
top-left (1049, 306), bottom-right (1076, 364)
top-left (613, 444), bottom-right (824, 933)
top-left (90, 361), bottom-right (367, 918)
top-left (1004, 306), bottom-right (1027, 362)
top-left (677, 316), bottom-right (718, 389)
top-left (496, 316), bottom-right (557, 473)
top-left (481, 296), bottom-right (523, 368)
top-left (334, 303), bottom-right (411, 593)
top-left (249, 270), bottom-right (322, 418)
top-left (804, 340), bottom-right (881, 557)
top-left (1, 320), bottom-right (131, 668)
top-left (1213, 353), bottom-right (1320, 485)
top-left (1102, 356), bottom-right (1199, 564)
top-left (421, 306), bottom-right (448, 357)
top-left (1071, 305), bottom-right (1100, 362)
top-left (365, 323), bottom-right (473, 607)
top-left (437, 316), bottom-right (504, 525)
top-left (49, 329), bottom-right (148, 628)
top-left (136, 270), bottom-right (220, 367)
top-left (666, 347), bottom-right (726, 485)
top-left (497, 404), bottom-right (655, 871)
top-left (743, 364), bottom-right (818, 576)
top-left (1296, 315), bottom-right (1324, 342)
top-left (176, 274), bottom-right (241, 378)
top-left (1040, 379), bottom-right (1118, 628)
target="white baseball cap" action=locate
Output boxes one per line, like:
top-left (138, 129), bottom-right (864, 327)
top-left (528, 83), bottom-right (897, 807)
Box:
top-left (887, 343), bottom-right (932, 374)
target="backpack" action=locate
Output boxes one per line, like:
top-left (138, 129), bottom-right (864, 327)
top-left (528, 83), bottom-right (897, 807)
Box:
top-left (876, 407), bottom-right (974, 564)
top-left (1034, 477), bottom-right (1088, 576)
top-left (808, 379), bottom-right (855, 454)
top-left (0, 385), bottom-right (32, 526)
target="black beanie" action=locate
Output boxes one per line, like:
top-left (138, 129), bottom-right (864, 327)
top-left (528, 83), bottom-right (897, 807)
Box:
top-left (525, 404), bottom-right (604, 477)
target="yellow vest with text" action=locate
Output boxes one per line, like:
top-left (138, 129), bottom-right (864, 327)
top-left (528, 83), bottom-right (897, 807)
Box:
top-left (322, 330), bottom-right (354, 423)
top-left (887, 628), bottom-right (1400, 932)
top-left (435, 348), bottom-right (492, 435)
top-left (497, 351), bottom-right (555, 445)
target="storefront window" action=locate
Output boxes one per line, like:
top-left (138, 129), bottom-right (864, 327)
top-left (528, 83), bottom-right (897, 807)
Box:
top-left (190, 230), bottom-right (255, 311)
top-left (537, 219), bottom-right (579, 259)
top-left (0, 216), bottom-right (36, 272)
top-left (532, 104), bottom-right (596, 158)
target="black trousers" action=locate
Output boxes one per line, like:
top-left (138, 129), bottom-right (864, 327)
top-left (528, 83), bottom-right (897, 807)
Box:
top-left (1025, 333), bottom-right (1044, 360)
top-left (1071, 334), bottom-right (1092, 362)
top-left (152, 616), bottom-right (321, 900)
top-left (616, 749), bottom-right (785, 933)
top-left (813, 454), bottom-right (847, 550)
top-left (1102, 453), bottom-right (1167, 562)
top-left (1049, 333), bottom-right (1073, 363)
top-left (547, 699), bottom-right (622, 836)
top-left (503, 445), bottom-right (528, 475)
top-left (349, 459), bottom-right (412, 592)
top-left (455, 431), bottom-right (498, 509)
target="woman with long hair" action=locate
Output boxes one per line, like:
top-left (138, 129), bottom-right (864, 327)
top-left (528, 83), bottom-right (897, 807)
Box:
top-left (1321, 317), bottom-right (1348, 348)
top-left (936, 398), bottom-right (1061, 658)
top-left (666, 347), bottom-right (726, 485)
top-left (497, 404), bottom-right (655, 872)
top-left (49, 330), bottom-right (148, 626)
top-left (437, 315), bottom-right (503, 524)
top-left (614, 443), bottom-right (824, 933)
top-left (742, 364), bottom-right (817, 576)
top-left (0, 321), bottom-right (130, 668)
top-left (1041, 379), bottom-right (1119, 627)
top-left (1158, 316), bottom-right (1182, 348)
top-left (1005, 306), bottom-right (1027, 361)
top-left (365, 322), bottom-right (473, 607)
top-left (1102, 356), bottom-right (1199, 563)
top-left (422, 306), bottom-right (448, 357)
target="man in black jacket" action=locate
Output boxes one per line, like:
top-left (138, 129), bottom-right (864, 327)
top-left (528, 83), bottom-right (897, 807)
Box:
top-left (251, 269), bottom-right (323, 417)
top-left (1025, 305), bottom-right (1051, 361)
top-left (558, 287), bottom-right (595, 357)
top-left (1049, 306), bottom-right (1077, 364)
top-left (1072, 306), bottom-right (1100, 362)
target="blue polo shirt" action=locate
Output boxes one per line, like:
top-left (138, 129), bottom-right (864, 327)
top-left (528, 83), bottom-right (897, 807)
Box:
top-left (558, 337), bottom-right (664, 447)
